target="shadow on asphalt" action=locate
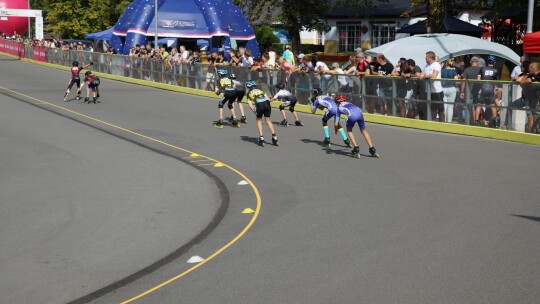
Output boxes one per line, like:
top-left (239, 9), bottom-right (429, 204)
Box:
top-left (511, 215), bottom-right (540, 223)
top-left (301, 138), bottom-right (374, 158)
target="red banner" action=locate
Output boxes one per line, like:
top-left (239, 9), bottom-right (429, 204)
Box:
top-left (0, 40), bottom-right (25, 57)
top-left (32, 46), bottom-right (47, 62)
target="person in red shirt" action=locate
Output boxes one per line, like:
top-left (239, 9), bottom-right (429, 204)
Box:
top-left (83, 70), bottom-right (100, 104)
top-left (63, 60), bottom-right (92, 101)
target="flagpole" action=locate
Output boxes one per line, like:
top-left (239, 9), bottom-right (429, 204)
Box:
top-left (154, 0), bottom-right (158, 48)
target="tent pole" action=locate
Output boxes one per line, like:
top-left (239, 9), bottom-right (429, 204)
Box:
top-left (154, 0), bottom-right (158, 48)
top-left (526, 0), bottom-right (534, 33)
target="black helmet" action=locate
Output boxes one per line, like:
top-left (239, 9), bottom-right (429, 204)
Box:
top-left (276, 83), bottom-right (285, 90)
top-left (72, 61), bottom-right (79, 67)
top-left (229, 73), bottom-right (236, 79)
top-left (85, 71), bottom-right (92, 76)
top-left (312, 87), bottom-right (322, 96)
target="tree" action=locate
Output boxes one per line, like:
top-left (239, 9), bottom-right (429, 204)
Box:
top-left (255, 25), bottom-right (280, 51)
top-left (233, 0), bottom-right (331, 54)
top-left (33, 0), bottom-right (130, 39)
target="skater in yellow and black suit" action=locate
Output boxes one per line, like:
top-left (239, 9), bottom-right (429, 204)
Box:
top-left (214, 69), bottom-right (239, 128)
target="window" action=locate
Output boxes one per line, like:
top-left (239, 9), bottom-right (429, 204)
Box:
top-left (371, 23), bottom-right (396, 47)
top-left (337, 23), bottom-right (361, 52)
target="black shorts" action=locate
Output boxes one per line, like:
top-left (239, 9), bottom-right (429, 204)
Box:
top-left (235, 90), bottom-right (245, 102)
top-left (478, 91), bottom-right (495, 105)
top-left (68, 79), bottom-right (81, 90)
top-left (430, 92), bottom-right (445, 112)
top-left (219, 90), bottom-right (237, 107)
top-left (255, 100), bottom-right (272, 118)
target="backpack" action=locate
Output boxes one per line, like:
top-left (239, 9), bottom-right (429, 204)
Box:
top-left (91, 76), bottom-right (100, 86)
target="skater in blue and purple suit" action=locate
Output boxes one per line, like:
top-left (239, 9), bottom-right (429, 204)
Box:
top-left (309, 88), bottom-right (351, 148)
top-left (334, 93), bottom-right (379, 158)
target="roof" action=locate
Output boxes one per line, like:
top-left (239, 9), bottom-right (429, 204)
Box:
top-left (397, 16), bottom-right (487, 37)
top-left (365, 33), bottom-right (520, 67)
top-left (328, 0), bottom-right (411, 18)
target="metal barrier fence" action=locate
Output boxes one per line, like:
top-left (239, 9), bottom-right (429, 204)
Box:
top-left (43, 48), bottom-right (540, 134)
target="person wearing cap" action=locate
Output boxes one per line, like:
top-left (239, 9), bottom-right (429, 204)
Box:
top-left (283, 45), bottom-right (295, 65)
top-left (476, 55), bottom-right (500, 127)
top-left (460, 56), bottom-right (482, 122)
top-left (327, 62), bottom-right (351, 92)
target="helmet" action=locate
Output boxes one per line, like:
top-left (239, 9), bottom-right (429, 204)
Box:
top-left (229, 73), bottom-right (236, 79)
top-left (85, 71), bottom-right (92, 76)
top-left (487, 55), bottom-right (496, 63)
top-left (276, 83), bottom-right (285, 90)
top-left (72, 61), bottom-right (79, 67)
top-left (312, 87), bottom-right (322, 96)
top-left (246, 80), bottom-right (257, 89)
top-left (217, 69), bottom-right (228, 76)
top-left (335, 94), bottom-right (347, 103)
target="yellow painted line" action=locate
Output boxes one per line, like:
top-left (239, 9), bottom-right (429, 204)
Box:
top-left (188, 159), bottom-right (215, 163)
top-left (0, 86), bottom-right (262, 304)
top-left (197, 163), bottom-right (218, 166)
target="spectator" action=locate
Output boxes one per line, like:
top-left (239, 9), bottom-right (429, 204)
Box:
top-left (328, 62), bottom-right (352, 93)
top-left (391, 57), bottom-right (408, 117)
top-left (505, 60), bottom-right (540, 133)
top-left (373, 53), bottom-right (394, 115)
top-left (402, 59), bottom-right (422, 119)
top-left (282, 45), bottom-right (295, 65)
top-left (460, 57), bottom-right (482, 122)
top-left (477, 55), bottom-right (500, 127)
top-left (441, 58), bottom-right (460, 122)
top-left (228, 49), bottom-right (241, 66)
top-left (419, 51), bottom-right (444, 122)
top-left (312, 54), bottom-right (330, 91)
top-left (511, 56), bottom-right (525, 81)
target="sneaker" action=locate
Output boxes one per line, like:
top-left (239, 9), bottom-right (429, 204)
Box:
top-left (272, 136), bottom-right (279, 146)
top-left (322, 137), bottom-right (331, 148)
top-left (369, 146), bottom-right (379, 158)
top-left (344, 138), bottom-right (352, 148)
top-left (258, 136), bottom-right (265, 147)
top-left (240, 116), bottom-right (247, 124)
top-left (215, 120), bottom-right (224, 129)
top-left (280, 119), bottom-right (288, 127)
top-left (295, 121), bottom-right (304, 126)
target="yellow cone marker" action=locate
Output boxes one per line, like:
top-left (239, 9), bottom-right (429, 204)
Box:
top-left (242, 208), bottom-right (255, 214)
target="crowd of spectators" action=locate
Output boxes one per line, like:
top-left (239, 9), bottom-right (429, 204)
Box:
top-left (2, 32), bottom-right (538, 131)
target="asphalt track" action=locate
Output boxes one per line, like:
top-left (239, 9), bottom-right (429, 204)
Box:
top-left (0, 55), bottom-right (539, 304)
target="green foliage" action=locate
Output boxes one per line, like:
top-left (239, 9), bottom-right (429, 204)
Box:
top-left (33, 0), bottom-right (130, 39)
top-left (255, 25), bottom-right (280, 51)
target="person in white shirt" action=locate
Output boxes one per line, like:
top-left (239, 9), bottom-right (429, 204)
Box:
top-left (419, 51), bottom-right (445, 122)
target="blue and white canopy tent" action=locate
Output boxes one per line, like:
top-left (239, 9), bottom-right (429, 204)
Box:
top-left (85, 27), bottom-right (114, 41)
top-left (108, 0), bottom-right (260, 56)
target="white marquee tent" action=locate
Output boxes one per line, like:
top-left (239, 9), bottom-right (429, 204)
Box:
top-left (366, 34), bottom-right (520, 67)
